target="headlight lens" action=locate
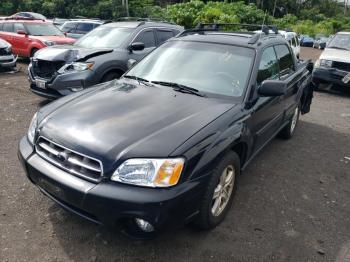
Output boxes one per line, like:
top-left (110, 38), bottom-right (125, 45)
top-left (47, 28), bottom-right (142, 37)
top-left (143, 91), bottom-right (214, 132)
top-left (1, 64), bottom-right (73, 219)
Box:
top-left (111, 158), bottom-right (185, 187)
top-left (5, 45), bottom-right (12, 53)
top-left (319, 59), bottom-right (333, 68)
top-left (27, 112), bottom-right (38, 144)
top-left (44, 40), bottom-right (55, 46)
top-left (65, 62), bottom-right (94, 72)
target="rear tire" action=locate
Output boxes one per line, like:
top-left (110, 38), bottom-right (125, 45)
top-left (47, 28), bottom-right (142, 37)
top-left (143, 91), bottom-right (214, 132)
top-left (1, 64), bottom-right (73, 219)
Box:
top-left (279, 105), bottom-right (300, 139)
top-left (193, 151), bottom-right (240, 230)
top-left (101, 71), bottom-right (122, 83)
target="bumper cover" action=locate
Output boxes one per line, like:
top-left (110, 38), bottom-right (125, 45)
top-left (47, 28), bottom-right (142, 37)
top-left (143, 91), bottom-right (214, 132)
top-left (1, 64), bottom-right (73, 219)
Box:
top-left (0, 55), bottom-right (17, 68)
top-left (28, 63), bottom-right (98, 99)
top-left (18, 136), bottom-right (203, 233)
top-left (312, 67), bottom-right (350, 87)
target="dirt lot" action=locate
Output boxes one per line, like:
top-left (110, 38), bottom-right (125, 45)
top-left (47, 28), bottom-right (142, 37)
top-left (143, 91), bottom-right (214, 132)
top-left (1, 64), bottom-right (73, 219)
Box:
top-left (0, 47), bottom-right (349, 262)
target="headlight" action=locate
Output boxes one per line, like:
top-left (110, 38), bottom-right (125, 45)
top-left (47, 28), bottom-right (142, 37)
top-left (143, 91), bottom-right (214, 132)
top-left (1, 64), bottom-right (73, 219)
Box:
top-left (5, 45), bottom-right (12, 53)
top-left (27, 112), bottom-right (38, 144)
top-left (65, 62), bottom-right (94, 72)
top-left (111, 158), bottom-right (185, 187)
top-left (319, 59), bottom-right (333, 68)
top-left (44, 40), bottom-right (55, 46)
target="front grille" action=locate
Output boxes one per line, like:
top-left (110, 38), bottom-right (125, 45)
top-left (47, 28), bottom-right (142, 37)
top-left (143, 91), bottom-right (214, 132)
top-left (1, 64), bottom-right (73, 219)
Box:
top-left (32, 59), bottom-right (65, 79)
top-left (0, 48), bottom-right (11, 56)
top-left (35, 137), bottom-right (103, 182)
top-left (332, 61), bottom-right (350, 72)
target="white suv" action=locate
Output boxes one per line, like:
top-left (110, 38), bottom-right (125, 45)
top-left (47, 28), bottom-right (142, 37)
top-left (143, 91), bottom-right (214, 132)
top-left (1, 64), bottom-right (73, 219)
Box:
top-left (313, 31), bottom-right (350, 90)
top-left (279, 31), bottom-right (300, 58)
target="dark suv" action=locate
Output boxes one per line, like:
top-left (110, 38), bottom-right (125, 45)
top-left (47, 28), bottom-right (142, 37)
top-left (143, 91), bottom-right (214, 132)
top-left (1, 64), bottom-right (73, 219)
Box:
top-left (19, 24), bottom-right (313, 238)
top-left (28, 20), bottom-right (183, 99)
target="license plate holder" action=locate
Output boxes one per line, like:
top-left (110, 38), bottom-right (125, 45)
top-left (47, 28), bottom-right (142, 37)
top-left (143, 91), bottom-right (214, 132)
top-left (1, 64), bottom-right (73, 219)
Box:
top-left (342, 73), bottom-right (350, 84)
top-left (35, 79), bottom-right (46, 89)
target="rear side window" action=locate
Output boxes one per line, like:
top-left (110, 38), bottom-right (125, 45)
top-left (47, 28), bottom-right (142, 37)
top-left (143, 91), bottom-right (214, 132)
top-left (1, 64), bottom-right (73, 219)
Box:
top-left (3, 23), bottom-right (14, 33)
top-left (156, 29), bottom-right (174, 45)
top-left (134, 30), bottom-right (156, 48)
top-left (295, 37), bottom-right (299, 46)
top-left (61, 23), bottom-right (77, 33)
top-left (14, 23), bottom-right (25, 33)
top-left (274, 44), bottom-right (295, 77)
top-left (76, 23), bottom-right (94, 33)
top-left (257, 47), bottom-right (279, 84)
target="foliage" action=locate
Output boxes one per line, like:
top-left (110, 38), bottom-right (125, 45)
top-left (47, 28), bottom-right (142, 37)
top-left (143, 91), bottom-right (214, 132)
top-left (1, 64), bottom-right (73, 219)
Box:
top-left (0, 0), bottom-right (349, 36)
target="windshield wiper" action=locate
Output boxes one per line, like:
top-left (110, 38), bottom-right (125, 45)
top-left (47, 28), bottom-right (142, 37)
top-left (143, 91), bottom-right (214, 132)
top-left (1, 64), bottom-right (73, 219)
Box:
top-left (123, 75), bottom-right (152, 86)
top-left (328, 46), bottom-right (350, 51)
top-left (151, 81), bottom-right (205, 97)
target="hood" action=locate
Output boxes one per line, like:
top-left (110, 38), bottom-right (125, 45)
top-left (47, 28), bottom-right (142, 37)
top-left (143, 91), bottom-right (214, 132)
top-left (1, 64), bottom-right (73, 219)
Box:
top-left (34, 45), bottom-right (113, 62)
top-left (31, 35), bottom-right (76, 44)
top-left (320, 48), bottom-right (350, 63)
top-left (38, 80), bottom-right (236, 172)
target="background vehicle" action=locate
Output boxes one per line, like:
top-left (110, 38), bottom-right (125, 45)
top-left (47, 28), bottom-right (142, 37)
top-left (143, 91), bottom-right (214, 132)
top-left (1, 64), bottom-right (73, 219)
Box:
top-left (0, 38), bottom-right (17, 70)
top-left (313, 36), bottom-right (328, 49)
top-left (52, 18), bottom-right (70, 26)
top-left (313, 31), bottom-right (350, 90)
top-left (0, 18), bottom-right (76, 57)
top-left (279, 30), bottom-right (300, 58)
top-left (28, 19), bottom-right (183, 99)
top-left (10, 12), bottom-right (46, 20)
top-left (60, 19), bottom-right (104, 39)
top-left (19, 24), bottom-right (313, 239)
top-left (300, 36), bottom-right (314, 47)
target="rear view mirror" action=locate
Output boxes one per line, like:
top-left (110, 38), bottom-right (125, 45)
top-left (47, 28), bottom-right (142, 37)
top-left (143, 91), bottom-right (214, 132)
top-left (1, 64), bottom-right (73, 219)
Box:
top-left (17, 29), bottom-right (26, 35)
top-left (258, 80), bottom-right (286, 97)
top-left (128, 42), bottom-right (145, 52)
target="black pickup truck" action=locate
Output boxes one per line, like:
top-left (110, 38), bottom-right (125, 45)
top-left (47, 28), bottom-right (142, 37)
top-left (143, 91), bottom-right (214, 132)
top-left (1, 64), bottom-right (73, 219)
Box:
top-left (18, 24), bottom-right (313, 238)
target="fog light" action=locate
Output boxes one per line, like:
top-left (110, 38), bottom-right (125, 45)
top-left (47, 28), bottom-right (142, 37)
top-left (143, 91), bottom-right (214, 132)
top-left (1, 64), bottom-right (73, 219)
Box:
top-left (135, 218), bottom-right (154, 232)
top-left (70, 87), bottom-right (84, 92)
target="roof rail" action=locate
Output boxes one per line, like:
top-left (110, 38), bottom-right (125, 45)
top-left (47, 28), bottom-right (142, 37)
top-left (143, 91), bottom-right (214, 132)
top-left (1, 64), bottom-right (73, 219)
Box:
top-left (116, 17), bottom-right (174, 25)
top-left (4, 16), bottom-right (45, 21)
top-left (178, 23), bottom-right (279, 44)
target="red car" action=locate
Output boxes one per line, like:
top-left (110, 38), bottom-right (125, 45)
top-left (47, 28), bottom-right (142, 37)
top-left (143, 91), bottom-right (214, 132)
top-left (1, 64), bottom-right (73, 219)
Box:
top-left (0, 18), bottom-right (75, 57)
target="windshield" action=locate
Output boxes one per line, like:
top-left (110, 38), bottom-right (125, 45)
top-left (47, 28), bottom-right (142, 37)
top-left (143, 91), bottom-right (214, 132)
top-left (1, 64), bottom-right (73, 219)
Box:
top-left (74, 27), bottom-right (133, 49)
top-left (25, 23), bottom-right (64, 36)
top-left (126, 41), bottom-right (254, 97)
top-left (328, 34), bottom-right (350, 50)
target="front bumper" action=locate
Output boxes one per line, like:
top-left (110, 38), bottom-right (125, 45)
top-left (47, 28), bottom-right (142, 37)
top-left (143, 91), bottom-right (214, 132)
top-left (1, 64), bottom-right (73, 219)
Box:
top-left (0, 55), bottom-right (17, 68)
top-left (18, 136), bottom-right (203, 236)
top-left (28, 63), bottom-right (98, 99)
top-left (312, 67), bottom-right (350, 87)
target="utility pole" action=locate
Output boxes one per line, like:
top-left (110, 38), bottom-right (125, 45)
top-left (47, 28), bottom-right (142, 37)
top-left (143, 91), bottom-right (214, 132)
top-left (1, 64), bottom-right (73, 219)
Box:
top-left (122, 0), bottom-right (129, 17)
top-left (345, 0), bottom-right (348, 16)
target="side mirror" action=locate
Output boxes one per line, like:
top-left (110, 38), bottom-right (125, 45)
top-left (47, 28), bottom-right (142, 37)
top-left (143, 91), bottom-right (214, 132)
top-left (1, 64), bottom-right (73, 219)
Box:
top-left (306, 62), bottom-right (314, 73)
top-left (258, 80), bottom-right (286, 97)
top-left (17, 29), bottom-right (27, 35)
top-left (127, 59), bottom-right (137, 69)
top-left (128, 42), bottom-right (145, 52)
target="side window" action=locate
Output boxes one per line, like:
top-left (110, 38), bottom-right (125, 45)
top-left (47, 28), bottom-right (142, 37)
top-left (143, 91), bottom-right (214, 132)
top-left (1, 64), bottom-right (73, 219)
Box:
top-left (292, 37), bottom-right (296, 47)
top-left (133, 30), bottom-right (156, 48)
top-left (61, 23), bottom-right (76, 33)
top-left (14, 23), bottom-right (25, 33)
top-left (0, 23), bottom-right (3, 31)
top-left (274, 44), bottom-right (295, 77)
top-left (173, 29), bottom-right (180, 36)
top-left (257, 47), bottom-right (279, 84)
top-left (156, 29), bottom-right (174, 45)
top-left (76, 23), bottom-right (94, 33)
top-left (3, 23), bottom-right (14, 33)
top-left (295, 36), bottom-right (299, 46)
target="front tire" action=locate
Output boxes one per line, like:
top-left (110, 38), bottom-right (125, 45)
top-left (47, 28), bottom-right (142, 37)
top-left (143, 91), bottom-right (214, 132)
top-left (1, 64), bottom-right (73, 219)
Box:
top-left (101, 71), bottom-right (122, 83)
top-left (279, 105), bottom-right (300, 139)
top-left (194, 151), bottom-right (240, 230)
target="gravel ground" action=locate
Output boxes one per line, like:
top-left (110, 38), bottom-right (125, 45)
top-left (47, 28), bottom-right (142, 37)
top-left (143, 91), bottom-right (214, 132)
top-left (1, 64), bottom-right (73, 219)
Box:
top-left (0, 47), bottom-right (349, 262)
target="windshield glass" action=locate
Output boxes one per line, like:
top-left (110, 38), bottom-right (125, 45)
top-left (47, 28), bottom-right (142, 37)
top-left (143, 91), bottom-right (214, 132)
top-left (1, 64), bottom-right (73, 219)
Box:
top-left (74, 27), bottom-right (133, 48)
top-left (328, 34), bottom-right (350, 50)
top-left (126, 41), bottom-right (254, 97)
top-left (25, 23), bottom-right (63, 36)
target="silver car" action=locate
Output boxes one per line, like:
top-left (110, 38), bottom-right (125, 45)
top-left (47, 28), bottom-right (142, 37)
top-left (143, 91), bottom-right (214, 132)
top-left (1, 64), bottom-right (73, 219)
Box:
top-left (0, 38), bottom-right (17, 70)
